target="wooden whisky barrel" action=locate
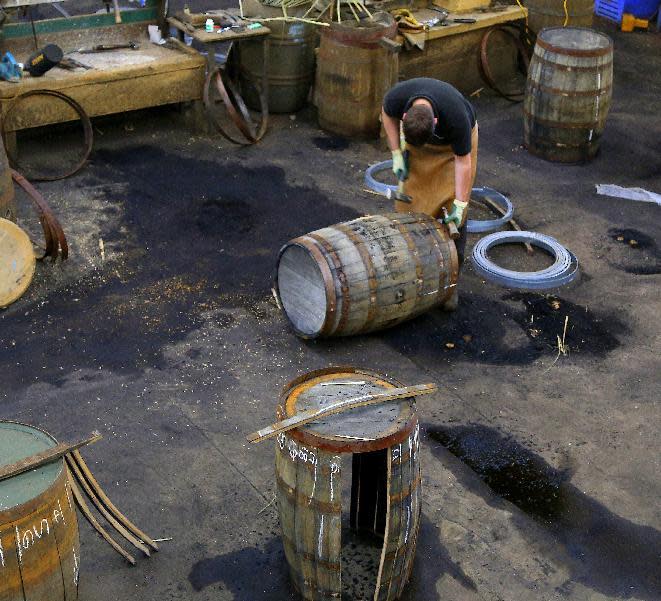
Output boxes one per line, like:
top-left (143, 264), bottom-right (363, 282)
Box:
top-left (315, 16), bottom-right (398, 138)
top-left (239, 21), bottom-right (317, 114)
top-left (275, 368), bottom-right (421, 601)
top-left (524, 27), bottom-right (613, 163)
top-left (276, 213), bottom-right (458, 338)
top-left (0, 422), bottom-right (80, 601)
top-left (523, 0), bottom-right (594, 33)
top-left (0, 135), bottom-right (16, 222)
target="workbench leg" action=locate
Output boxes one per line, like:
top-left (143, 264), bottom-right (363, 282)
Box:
top-left (4, 131), bottom-right (17, 164)
top-left (262, 36), bottom-right (270, 115)
top-left (182, 100), bottom-right (210, 135)
top-left (206, 42), bottom-right (216, 75)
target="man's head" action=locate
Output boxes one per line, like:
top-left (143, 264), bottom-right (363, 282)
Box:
top-left (402, 103), bottom-right (435, 147)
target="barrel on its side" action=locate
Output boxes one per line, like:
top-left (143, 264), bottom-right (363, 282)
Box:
top-left (239, 21), bottom-right (316, 114)
top-left (315, 17), bottom-right (398, 138)
top-left (0, 422), bottom-right (80, 601)
top-left (524, 27), bottom-right (613, 163)
top-left (276, 213), bottom-right (458, 338)
top-left (523, 0), bottom-right (594, 33)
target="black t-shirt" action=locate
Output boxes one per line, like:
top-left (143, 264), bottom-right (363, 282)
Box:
top-left (383, 78), bottom-right (477, 156)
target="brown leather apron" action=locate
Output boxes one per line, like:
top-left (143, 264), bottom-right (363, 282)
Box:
top-left (396, 124), bottom-right (479, 220)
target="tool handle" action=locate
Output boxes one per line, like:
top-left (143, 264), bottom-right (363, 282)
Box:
top-left (442, 208), bottom-right (460, 240)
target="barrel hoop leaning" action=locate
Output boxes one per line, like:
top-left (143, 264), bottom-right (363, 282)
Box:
top-left (388, 215), bottom-right (425, 306)
top-left (283, 237), bottom-right (337, 337)
top-left (526, 81), bottom-right (613, 97)
top-left (332, 222), bottom-right (379, 330)
top-left (276, 472), bottom-right (342, 514)
top-left (535, 34), bottom-right (613, 58)
top-left (523, 109), bottom-right (605, 129)
top-left (281, 535), bottom-right (342, 571)
top-left (307, 232), bottom-right (351, 334)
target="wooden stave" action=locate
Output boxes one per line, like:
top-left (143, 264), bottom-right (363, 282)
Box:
top-left (523, 29), bottom-right (613, 163)
top-left (523, 0), bottom-right (594, 33)
top-left (0, 465), bottom-right (80, 601)
top-left (277, 213), bottom-right (458, 339)
top-left (276, 435), bottom-right (343, 601)
top-left (316, 24), bottom-right (398, 139)
top-left (275, 430), bottom-right (421, 601)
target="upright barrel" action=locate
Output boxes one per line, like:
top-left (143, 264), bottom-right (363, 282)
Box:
top-left (276, 212), bottom-right (458, 338)
top-left (524, 27), bottom-right (613, 163)
top-left (523, 0), bottom-right (594, 33)
top-left (239, 21), bottom-right (316, 114)
top-left (0, 422), bottom-right (80, 601)
top-left (315, 16), bottom-right (398, 138)
top-left (275, 368), bottom-right (421, 601)
top-left (0, 135), bottom-right (16, 222)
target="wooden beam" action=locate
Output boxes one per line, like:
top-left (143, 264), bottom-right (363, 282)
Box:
top-left (0, 432), bottom-right (102, 482)
top-left (247, 384), bottom-right (437, 444)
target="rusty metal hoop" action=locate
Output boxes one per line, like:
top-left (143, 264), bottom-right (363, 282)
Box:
top-left (479, 26), bottom-right (530, 103)
top-left (203, 68), bottom-right (267, 145)
top-left (11, 168), bottom-right (68, 261)
top-left (1, 89), bottom-right (93, 181)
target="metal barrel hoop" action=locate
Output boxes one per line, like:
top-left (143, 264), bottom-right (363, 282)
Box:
top-left (1, 89), bottom-right (93, 181)
top-left (204, 68), bottom-right (254, 145)
top-left (471, 230), bottom-right (579, 289)
top-left (364, 161), bottom-right (514, 234)
top-left (479, 25), bottom-right (530, 102)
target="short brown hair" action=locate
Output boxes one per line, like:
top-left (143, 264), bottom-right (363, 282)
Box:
top-left (403, 105), bottom-right (434, 147)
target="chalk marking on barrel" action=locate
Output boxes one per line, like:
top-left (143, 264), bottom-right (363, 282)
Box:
top-left (53, 499), bottom-right (66, 526)
top-left (65, 480), bottom-right (74, 511)
top-left (309, 461), bottom-right (317, 505)
top-left (73, 548), bottom-right (79, 585)
top-left (318, 515), bottom-right (324, 558)
top-left (14, 526), bottom-right (23, 564)
top-left (0, 536), bottom-right (4, 567)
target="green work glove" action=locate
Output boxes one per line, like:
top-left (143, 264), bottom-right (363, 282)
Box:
top-left (444, 200), bottom-right (468, 226)
top-left (391, 149), bottom-right (408, 181)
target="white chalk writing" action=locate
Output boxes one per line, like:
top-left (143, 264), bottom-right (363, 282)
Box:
top-left (73, 549), bottom-right (79, 585)
top-left (284, 437), bottom-right (318, 467)
top-left (12, 496), bottom-right (69, 563)
top-left (0, 537), bottom-right (4, 568)
top-left (318, 515), bottom-right (325, 557)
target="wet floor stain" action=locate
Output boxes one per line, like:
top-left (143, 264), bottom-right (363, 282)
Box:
top-left (0, 145), bottom-right (358, 391)
top-left (426, 424), bottom-right (661, 599)
top-left (312, 135), bottom-right (350, 152)
top-left (606, 228), bottom-right (661, 275)
top-left (381, 292), bottom-right (624, 366)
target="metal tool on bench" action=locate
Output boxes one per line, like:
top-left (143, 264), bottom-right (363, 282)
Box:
top-left (77, 41), bottom-right (140, 53)
top-left (428, 6), bottom-right (477, 24)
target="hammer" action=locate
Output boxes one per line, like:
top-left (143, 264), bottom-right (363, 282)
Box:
top-left (442, 207), bottom-right (460, 239)
top-left (390, 180), bottom-right (412, 204)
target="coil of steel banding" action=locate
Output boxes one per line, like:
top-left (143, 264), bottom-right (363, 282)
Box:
top-left (364, 160), bottom-right (514, 233)
top-left (471, 231), bottom-right (578, 289)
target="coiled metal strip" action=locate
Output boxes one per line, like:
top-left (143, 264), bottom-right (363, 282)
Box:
top-left (365, 161), bottom-right (514, 233)
top-left (471, 231), bottom-right (579, 289)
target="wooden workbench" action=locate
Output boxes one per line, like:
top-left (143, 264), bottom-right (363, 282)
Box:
top-left (0, 11), bottom-right (206, 135)
top-left (398, 5), bottom-right (527, 93)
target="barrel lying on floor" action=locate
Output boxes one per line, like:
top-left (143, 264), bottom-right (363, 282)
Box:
top-left (275, 213), bottom-right (458, 338)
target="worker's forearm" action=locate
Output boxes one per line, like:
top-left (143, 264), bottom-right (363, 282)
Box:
top-left (382, 109), bottom-right (401, 151)
top-left (454, 156), bottom-right (472, 202)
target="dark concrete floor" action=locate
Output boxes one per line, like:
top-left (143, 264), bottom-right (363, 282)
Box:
top-left (1, 17), bottom-right (660, 601)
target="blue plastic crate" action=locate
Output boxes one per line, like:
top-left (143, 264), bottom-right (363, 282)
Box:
top-left (596, 0), bottom-right (660, 21)
top-left (595, 0), bottom-right (626, 22)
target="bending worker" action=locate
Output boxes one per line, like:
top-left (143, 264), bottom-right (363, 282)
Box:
top-left (382, 77), bottom-right (478, 309)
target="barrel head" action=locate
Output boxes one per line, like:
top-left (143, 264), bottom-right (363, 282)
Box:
top-left (0, 218), bottom-right (36, 309)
